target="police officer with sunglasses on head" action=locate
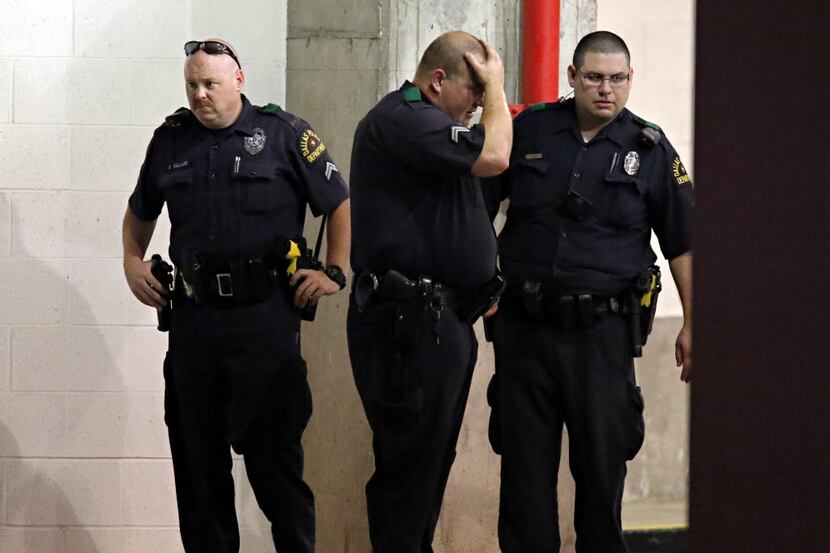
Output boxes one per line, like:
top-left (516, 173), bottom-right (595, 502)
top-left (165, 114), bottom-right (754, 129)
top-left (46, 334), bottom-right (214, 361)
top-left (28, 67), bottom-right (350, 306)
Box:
top-left (122, 38), bottom-right (350, 553)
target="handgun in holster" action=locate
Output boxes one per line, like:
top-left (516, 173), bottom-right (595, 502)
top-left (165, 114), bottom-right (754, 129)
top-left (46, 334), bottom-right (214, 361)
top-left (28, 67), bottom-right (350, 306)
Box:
top-left (150, 254), bottom-right (174, 332)
top-left (456, 271), bottom-right (507, 325)
top-left (629, 265), bottom-right (662, 356)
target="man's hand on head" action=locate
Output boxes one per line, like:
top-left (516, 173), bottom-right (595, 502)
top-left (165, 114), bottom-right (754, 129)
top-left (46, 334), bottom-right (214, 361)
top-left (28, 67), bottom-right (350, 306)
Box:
top-left (464, 39), bottom-right (505, 91)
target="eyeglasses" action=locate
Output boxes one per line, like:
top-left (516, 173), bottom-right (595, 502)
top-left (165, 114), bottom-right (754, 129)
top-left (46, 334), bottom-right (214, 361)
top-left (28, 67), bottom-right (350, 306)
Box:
top-left (576, 69), bottom-right (629, 87)
top-left (184, 40), bottom-right (241, 69)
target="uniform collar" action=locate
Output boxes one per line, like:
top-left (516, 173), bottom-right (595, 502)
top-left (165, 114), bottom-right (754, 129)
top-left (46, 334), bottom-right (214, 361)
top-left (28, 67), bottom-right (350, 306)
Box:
top-left (400, 80), bottom-right (432, 105)
top-left (598, 108), bottom-right (631, 147)
top-left (231, 95), bottom-right (259, 136)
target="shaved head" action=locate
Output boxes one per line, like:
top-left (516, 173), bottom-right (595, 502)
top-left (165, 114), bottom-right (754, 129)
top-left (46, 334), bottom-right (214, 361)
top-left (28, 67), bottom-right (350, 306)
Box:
top-left (573, 31), bottom-right (630, 69)
top-left (415, 31), bottom-right (486, 80)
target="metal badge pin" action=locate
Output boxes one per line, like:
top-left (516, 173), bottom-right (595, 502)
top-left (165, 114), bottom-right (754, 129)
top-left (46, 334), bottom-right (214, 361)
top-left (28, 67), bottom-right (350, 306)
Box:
top-left (243, 128), bottom-right (266, 155)
top-left (623, 151), bottom-right (640, 175)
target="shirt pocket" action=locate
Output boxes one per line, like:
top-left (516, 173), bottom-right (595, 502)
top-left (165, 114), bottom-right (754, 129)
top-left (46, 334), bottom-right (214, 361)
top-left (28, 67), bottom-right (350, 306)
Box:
top-left (605, 170), bottom-right (648, 230)
top-left (506, 158), bottom-right (553, 209)
top-left (232, 160), bottom-right (283, 213)
top-left (158, 168), bottom-right (195, 224)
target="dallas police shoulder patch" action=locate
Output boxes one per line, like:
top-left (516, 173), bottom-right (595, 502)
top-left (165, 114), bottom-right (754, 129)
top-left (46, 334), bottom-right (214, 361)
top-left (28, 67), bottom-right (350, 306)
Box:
top-left (298, 128), bottom-right (327, 165)
top-left (672, 155), bottom-right (692, 187)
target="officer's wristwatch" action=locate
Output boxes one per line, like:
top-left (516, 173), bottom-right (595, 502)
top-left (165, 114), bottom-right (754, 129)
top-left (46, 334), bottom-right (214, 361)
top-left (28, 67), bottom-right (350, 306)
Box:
top-left (323, 265), bottom-right (347, 290)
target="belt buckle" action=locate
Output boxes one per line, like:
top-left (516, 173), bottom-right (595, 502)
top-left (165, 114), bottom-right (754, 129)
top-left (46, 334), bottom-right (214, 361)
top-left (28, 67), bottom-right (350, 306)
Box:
top-left (216, 273), bottom-right (234, 297)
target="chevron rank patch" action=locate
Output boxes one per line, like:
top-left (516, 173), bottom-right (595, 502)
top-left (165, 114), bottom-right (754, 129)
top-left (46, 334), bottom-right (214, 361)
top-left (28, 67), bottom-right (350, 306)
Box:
top-left (299, 128), bottom-right (326, 165)
top-left (450, 125), bottom-right (470, 143)
top-left (324, 161), bottom-right (339, 181)
top-left (672, 156), bottom-right (691, 186)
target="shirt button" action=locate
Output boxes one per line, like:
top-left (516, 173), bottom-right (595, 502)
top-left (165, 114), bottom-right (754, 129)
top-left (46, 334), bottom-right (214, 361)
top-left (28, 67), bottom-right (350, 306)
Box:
top-left (208, 234), bottom-right (215, 241)
top-left (211, 144), bottom-right (219, 150)
top-left (573, 171), bottom-right (580, 178)
top-left (561, 231), bottom-right (568, 238)
top-left (210, 173), bottom-right (216, 180)
top-left (582, 146), bottom-right (587, 151)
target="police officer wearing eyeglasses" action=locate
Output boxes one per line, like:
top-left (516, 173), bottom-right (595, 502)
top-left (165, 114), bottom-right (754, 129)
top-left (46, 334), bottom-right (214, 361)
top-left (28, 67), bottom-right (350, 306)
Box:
top-left (483, 31), bottom-right (693, 552)
top-left (122, 38), bottom-right (350, 553)
top-left (348, 31), bottom-right (512, 552)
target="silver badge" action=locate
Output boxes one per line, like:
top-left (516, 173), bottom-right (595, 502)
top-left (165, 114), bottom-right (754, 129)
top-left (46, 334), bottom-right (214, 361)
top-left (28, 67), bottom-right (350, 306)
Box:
top-left (623, 151), bottom-right (640, 175)
top-left (244, 128), bottom-right (266, 155)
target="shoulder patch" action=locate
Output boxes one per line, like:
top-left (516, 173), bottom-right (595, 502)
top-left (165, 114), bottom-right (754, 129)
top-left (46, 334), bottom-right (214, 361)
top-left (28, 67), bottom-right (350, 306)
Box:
top-left (672, 155), bottom-right (692, 187)
top-left (164, 107), bottom-right (191, 127)
top-left (298, 127), bottom-right (327, 166)
top-left (403, 86), bottom-right (422, 102)
top-left (258, 103), bottom-right (281, 115)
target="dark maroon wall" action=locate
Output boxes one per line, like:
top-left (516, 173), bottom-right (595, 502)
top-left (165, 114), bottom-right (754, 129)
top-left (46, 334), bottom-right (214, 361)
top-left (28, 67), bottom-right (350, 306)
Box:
top-left (691, 3), bottom-right (830, 552)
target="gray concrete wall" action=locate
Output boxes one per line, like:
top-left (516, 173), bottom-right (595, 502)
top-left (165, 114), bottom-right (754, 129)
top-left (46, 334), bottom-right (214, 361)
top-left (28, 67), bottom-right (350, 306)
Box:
top-left (285, 2), bottom-right (599, 552)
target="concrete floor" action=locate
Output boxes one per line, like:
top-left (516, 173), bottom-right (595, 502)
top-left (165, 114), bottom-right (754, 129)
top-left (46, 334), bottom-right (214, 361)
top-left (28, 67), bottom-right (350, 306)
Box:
top-left (623, 499), bottom-right (688, 531)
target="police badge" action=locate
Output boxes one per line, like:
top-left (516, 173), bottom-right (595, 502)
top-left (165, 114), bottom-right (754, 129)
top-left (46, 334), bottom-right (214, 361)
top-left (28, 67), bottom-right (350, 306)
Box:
top-left (623, 151), bottom-right (640, 175)
top-left (244, 128), bottom-right (266, 155)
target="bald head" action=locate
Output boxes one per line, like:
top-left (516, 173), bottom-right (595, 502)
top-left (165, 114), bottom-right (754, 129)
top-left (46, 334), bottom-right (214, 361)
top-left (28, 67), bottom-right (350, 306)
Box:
top-left (184, 44), bottom-right (245, 129)
top-left (415, 31), bottom-right (486, 81)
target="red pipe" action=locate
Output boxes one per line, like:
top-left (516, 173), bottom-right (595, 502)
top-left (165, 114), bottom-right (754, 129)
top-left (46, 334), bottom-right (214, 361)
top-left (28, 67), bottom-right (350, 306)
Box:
top-left (510, 0), bottom-right (560, 117)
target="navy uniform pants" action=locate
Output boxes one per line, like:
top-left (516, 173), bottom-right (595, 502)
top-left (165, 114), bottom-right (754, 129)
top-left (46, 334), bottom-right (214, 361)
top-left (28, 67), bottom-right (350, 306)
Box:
top-left (164, 293), bottom-right (315, 553)
top-left (488, 306), bottom-right (645, 553)
top-left (347, 295), bottom-right (478, 553)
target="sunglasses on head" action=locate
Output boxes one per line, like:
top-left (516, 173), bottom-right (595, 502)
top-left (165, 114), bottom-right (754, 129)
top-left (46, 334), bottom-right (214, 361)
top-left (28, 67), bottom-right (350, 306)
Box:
top-left (184, 41), bottom-right (241, 68)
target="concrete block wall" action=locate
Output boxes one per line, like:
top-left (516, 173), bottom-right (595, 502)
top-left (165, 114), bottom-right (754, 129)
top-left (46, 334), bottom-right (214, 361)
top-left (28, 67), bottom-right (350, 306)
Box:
top-left (286, 2), bottom-right (594, 552)
top-left (0, 1), bottom-right (287, 551)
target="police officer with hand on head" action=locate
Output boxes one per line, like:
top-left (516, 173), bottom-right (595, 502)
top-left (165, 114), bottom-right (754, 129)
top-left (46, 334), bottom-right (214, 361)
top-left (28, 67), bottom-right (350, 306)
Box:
top-left (347, 31), bottom-right (512, 553)
top-left (121, 38), bottom-right (350, 553)
top-left (483, 31), bottom-right (693, 552)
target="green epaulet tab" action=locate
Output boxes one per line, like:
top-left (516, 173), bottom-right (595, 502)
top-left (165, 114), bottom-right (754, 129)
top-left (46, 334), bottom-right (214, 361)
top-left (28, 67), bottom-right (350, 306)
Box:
top-left (632, 114), bottom-right (661, 132)
top-left (164, 107), bottom-right (190, 127)
top-left (403, 86), bottom-right (422, 102)
top-left (259, 103), bottom-right (282, 115)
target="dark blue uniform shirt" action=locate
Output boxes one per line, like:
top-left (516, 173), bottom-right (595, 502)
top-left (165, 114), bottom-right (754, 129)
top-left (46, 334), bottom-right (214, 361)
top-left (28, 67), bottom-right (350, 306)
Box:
top-left (350, 82), bottom-right (497, 290)
top-left (484, 100), bottom-right (693, 297)
top-left (129, 95), bottom-right (349, 267)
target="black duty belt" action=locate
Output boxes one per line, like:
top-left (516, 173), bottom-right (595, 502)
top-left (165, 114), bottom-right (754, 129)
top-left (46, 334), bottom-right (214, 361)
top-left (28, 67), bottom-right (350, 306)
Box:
top-left (354, 269), bottom-right (506, 324)
top-left (355, 269), bottom-right (465, 306)
top-left (176, 254), bottom-right (286, 305)
top-left (503, 280), bottom-right (631, 329)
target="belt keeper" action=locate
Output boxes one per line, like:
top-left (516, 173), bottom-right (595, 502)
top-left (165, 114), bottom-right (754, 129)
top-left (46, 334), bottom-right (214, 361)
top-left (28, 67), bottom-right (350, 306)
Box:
top-left (577, 294), bottom-right (594, 327)
top-left (558, 295), bottom-right (576, 330)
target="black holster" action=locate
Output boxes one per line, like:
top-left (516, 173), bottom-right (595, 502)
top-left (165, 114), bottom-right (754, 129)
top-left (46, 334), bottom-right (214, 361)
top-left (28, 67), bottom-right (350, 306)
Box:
top-left (150, 254), bottom-right (174, 332)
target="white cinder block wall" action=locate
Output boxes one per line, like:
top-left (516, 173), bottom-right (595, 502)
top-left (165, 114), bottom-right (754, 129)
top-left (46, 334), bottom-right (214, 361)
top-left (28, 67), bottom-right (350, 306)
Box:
top-left (0, 2), bottom-right (287, 551)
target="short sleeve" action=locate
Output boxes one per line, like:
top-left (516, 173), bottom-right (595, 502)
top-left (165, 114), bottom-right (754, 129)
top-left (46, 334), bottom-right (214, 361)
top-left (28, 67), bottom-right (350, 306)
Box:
top-left (290, 123), bottom-right (350, 217)
top-left (649, 141), bottom-right (694, 260)
top-left (377, 104), bottom-right (485, 177)
top-left (127, 132), bottom-right (165, 221)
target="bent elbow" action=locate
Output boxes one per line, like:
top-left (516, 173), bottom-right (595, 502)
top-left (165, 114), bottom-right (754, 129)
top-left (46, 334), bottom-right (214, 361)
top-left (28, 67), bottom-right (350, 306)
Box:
top-left (472, 153), bottom-right (510, 178)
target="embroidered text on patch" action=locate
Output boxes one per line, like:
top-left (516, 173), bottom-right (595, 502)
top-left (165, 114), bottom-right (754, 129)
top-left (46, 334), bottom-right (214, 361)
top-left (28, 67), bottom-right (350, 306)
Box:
top-left (672, 156), bottom-right (691, 186)
top-left (299, 129), bottom-right (326, 165)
